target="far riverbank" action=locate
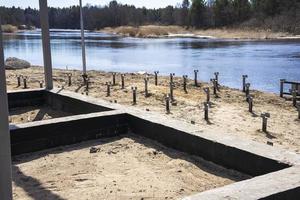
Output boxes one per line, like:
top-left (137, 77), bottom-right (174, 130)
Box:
top-left (100, 25), bottom-right (300, 40)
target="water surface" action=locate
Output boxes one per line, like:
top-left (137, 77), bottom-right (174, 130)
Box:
top-left (3, 30), bottom-right (300, 93)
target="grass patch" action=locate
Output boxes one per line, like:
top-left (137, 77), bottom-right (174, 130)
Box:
top-left (1, 24), bottom-right (18, 33)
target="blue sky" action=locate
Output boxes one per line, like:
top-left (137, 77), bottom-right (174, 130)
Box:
top-left (0, 0), bottom-right (182, 9)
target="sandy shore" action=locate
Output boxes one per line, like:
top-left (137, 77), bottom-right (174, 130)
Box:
top-left (5, 67), bottom-right (300, 153)
top-left (12, 134), bottom-right (249, 200)
top-left (100, 25), bottom-right (299, 40)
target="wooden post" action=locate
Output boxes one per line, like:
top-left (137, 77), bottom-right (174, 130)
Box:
top-left (280, 79), bottom-right (285, 98)
top-left (0, 17), bottom-right (13, 200)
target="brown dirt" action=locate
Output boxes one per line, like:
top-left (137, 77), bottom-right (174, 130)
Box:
top-left (9, 106), bottom-right (71, 124)
top-left (12, 134), bottom-right (249, 200)
top-left (5, 67), bottom-right (300, 153)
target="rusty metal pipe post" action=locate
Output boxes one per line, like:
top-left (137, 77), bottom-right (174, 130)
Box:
top-left (183, 75), bottom-right (188, 93)
top-left (204, 87), bottom-right (210, 103)
top-left (112, 72), bottom-right (116, 86)
top-left (121, 74), bottom-right (125, 89)
top-left (214, 72), bottom-right (219, 85)
top-left (165, 94), bottom-right (170, 114)
top-left (245, 83), bottom-right (251, 99)
top-left (23, 77), bottom-right (27, 89)
top-left (292, 89), bottom-right (297, 107)
top-left (261, 113), bottom-right (270, 133)
top-left (204, 102), bottom-right (209, 121)
top-left (17, 75), bottom-right (21, 87)
top-left (248, 95), bottom-right (253, 113)
top-left (194, 70), bottom-right (199, 87)
top-left (242, 75), bottom-right (248, 93)
top-left (68, 73), bottom-right (72, 87)
top-left (144, 77), bottom-right (149, 97)
top-left (132, 87), bottom-right (137, 105)
top-left (154, 71), bottom-right (159, 86)
top-left (106, 82), bottom-right (111, 97)
top-left (169, 82), bottom-right (175, 102)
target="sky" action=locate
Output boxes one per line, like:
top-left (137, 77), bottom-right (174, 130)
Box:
top-left (0, 0), bottom-right (182, 9)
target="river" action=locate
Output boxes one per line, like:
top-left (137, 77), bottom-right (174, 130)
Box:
top-left (3, 30), bottom-right (300, 93)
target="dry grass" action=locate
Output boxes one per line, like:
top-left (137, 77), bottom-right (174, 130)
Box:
top-left (102, 25), bottom-right (187, 38)
top-left (1, 24), bottom-right (18, 33)
top-left (100, 25), bottom-right (296, 39)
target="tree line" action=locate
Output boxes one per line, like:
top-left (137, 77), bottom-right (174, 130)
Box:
top-left (0, 0), bottom-right (299, 33)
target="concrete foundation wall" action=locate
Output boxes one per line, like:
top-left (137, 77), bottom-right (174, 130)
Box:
top-left (127, 115), bottom-right (289, 176)
top-left (7, 90), bottom-right (300, 199)
top-left (8, 90), bottom-right (45, 109)
top-left (261, 187), bottom-right (300, 200)
top-left (10, 112), bottom-right (128, 155)
top-left (8, 89), bottom-right (112, 114)
top-left (46, 91), bottom-right (112, 114)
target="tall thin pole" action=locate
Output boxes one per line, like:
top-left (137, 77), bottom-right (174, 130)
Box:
top-left (0, 17), bottom-right (13, 200)
top-left (39, 0), bottom-right (53, 90)
top-left (79, 0), bottom-right (87, 76)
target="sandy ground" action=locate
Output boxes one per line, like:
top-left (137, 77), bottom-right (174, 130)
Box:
top-left (100, 25), bottom-right (298, 39)
top-left (5, 67), bottom-right (300, 153)
top-left (9, 106), bottom-right (71, 124)
top-left (12, 134), bottom-right (249, 200)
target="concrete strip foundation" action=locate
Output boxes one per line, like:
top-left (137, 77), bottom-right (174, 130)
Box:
top-left (8, 89), bottom-right (300, 199)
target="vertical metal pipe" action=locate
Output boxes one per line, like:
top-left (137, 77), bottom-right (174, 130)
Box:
top-left (165, 95), bottom-right (170, 114)
top-left (183, 75), bottom-right (188, 93)
top-left (79, 0), bottom-right (87, 75)
top-left (154, 71), bottom-right (159, 86)
top-left (39, 0), bottom-right (53, 90)
top-left (242, 75), bottom-right (248, 93)
top-left (0, 17), bottom-right (13, 200)
top-left (121, 74), bottom-right (125, 89)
